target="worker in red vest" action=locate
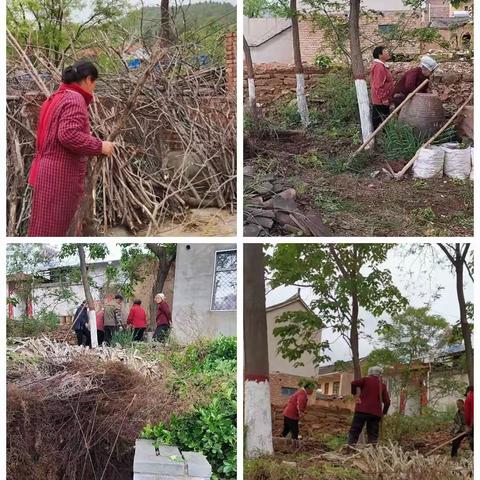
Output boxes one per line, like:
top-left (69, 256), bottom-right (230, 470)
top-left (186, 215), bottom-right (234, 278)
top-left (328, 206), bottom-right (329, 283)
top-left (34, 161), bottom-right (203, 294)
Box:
top-left (348, 366), bottom-right (390, 445)
top-left (281, 379), bottom-right (316, 440)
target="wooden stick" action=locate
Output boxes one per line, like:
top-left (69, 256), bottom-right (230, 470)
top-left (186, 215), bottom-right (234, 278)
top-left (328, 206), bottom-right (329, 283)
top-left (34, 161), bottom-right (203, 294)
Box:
top-left (394, 92), bottom-right (473, 180)
top-left (352, 79), bottom-right (430, 157)
top-left (425, 431), bottom-right (467, 456)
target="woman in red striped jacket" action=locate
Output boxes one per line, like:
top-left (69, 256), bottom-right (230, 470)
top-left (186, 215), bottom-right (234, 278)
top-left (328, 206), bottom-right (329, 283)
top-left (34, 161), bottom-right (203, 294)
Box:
top-left (28, 60), bottom-right (115, 237)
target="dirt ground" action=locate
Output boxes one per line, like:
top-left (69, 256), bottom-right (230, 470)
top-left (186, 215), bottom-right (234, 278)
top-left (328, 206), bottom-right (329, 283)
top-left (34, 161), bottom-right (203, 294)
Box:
top-left (106, 207), bottom-right (236, 237)
top-left (244, 133), bottom-right (473, 237)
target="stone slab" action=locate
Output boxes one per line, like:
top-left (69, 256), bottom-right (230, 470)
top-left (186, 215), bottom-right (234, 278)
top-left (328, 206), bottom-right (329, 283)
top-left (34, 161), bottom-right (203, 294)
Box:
top-left (183, 451), bottom-right (212, 478)
top-left (134, 440), bottom-right (185, 476)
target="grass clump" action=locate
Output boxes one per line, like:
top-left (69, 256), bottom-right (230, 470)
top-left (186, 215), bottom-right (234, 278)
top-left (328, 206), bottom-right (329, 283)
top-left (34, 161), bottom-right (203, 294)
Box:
top-left (380, 120), bottom-right (427, 161)
top-left (7, 311), bottom-right (59, 338)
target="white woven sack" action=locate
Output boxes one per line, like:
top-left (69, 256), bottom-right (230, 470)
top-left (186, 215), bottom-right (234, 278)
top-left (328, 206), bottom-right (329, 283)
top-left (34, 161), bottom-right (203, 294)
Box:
top-left (442, 142), bottom-right (471, 180)
top-left (470, 147), bottom-right (474, 181)
top-left (413, 146), bottom-right (444, 179)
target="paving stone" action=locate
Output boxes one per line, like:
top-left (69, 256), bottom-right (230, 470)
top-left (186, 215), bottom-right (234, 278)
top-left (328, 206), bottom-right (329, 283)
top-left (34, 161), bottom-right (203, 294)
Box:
top-left (183, 451), bottom-right (212, 478)
top-left (134, 440), bottom-right (185, 477)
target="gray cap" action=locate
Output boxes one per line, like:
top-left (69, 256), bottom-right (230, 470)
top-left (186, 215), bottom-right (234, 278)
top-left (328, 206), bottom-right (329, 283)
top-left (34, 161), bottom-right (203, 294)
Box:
top-left (420, 55), bottom-right (438, 72)
top-left (368, 366), bottom-right (383, 376)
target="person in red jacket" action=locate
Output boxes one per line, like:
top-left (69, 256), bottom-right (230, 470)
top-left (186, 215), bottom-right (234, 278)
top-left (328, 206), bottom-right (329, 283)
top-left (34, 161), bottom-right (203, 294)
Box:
top-left (127, 299), bottom-right (148, 342)
top-left (464, 385), bottom-right (474, 451)
top-left (281, 379), bottom-right (316, 440)
top-left (28, 60), bottom-right (115, 237)
top-left (348, 366), bottom-right (390, 445)
top-left (154, 293), bottom-right (172, 342)
top-left (393, 56), bottom-right (438, 106)
top-left (96, 307), bottom-right (105, 345)
top-left (370, 46), bottom-right (394, 130)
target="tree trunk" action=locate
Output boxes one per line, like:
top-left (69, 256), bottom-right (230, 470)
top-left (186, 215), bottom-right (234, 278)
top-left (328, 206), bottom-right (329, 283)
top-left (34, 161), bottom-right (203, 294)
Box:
top-left (349, 0), bottom-right (373, 146)
top-left (77, 245), bottom-right (98, 348)
top-left (244, 244), bottom-right (273, 457)
top-left (243, 36), bottom-right (258, 118)
top-left (291, 0), bottom-right (309, 127)
top-left (160, 0), bottom-right (172, 46)
top-left (455, 247), bottom-right (473, 385)
top-left (350, 292), bottom-right (361, 380)
top-left (146, 244), bottom-right (175, 331)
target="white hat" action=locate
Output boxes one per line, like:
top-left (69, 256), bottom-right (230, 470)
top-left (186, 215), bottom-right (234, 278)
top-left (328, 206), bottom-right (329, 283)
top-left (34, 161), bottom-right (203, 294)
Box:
top-left (368, 366), bottom-right (383, 376)
top-left (420, 56), bottom-right (438, 72)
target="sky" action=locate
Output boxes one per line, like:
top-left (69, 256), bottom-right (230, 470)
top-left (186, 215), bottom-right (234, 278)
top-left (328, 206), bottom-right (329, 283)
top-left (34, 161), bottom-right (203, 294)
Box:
top-left (266, 244), bottom-right (474, 366)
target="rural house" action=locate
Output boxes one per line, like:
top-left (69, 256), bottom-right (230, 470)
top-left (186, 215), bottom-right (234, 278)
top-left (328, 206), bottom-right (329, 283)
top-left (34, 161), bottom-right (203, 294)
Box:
top-left (266, 290), bottom-right (322, 406)
top-left (7, 244), bottom-right (237, 343)
top-left (244, 0), bottom-right (472, 65)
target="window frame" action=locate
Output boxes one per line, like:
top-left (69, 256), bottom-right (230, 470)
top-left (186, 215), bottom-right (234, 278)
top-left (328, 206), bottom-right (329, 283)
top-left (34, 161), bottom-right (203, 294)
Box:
top-left (210, 248), bottom-right (237, 312)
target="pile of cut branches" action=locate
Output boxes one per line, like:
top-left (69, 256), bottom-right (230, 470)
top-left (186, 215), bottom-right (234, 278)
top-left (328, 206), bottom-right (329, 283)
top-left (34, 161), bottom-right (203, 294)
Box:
top-left (7, 33), bottom-right (236, 236)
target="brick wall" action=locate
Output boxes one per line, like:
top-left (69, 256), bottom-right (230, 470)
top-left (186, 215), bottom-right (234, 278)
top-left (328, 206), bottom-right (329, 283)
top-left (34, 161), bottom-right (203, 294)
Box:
top-left (244, 61), bottom-right (473, 108)
top-left (270, 372), bottom-right (312, 406)
top-left (298, 11), bottom-right (423, 65)
top-left (225, 31), bottom-right (237, 95)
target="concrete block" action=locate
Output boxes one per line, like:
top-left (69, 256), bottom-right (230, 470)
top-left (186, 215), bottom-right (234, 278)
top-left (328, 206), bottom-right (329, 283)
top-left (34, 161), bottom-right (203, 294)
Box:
top-left (183, 451), bottom-right (212, 478)
top-left (134, 440), bottom-right (185, 476)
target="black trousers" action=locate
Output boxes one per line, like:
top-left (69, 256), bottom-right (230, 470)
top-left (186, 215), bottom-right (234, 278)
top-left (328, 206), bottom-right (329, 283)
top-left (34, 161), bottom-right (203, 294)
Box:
top-left (133, 328), bottom-right (145, 342)
top-left (281, 416), bottom-right (299, 440)
top-left (104, 326), bottom-right (118, 345)
top-left (451, 430), bottom-right (474, 457)
top-left (75, 329), bottom-right (91, 348)
top-left (371, 104), bottom-right (390, 130)
top-left (155, 325), bottom-right (170, 342)
top-left (97, 330), bottom-right (105, 345)
top-left (348, 412), bottom-right (381, 445)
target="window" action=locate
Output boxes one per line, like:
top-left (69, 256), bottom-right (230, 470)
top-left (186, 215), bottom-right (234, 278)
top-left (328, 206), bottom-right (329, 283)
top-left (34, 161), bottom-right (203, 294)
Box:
top-left (378, 24), bottom-right (397, 35)
top-left (333, 381), bottom-right (340, 395)
top-left (281, 387), bottom-right (297, 396)
top-left (324, 382), bottom-right (329, 395)
top-left (211, 250), bottom-right (237, 311)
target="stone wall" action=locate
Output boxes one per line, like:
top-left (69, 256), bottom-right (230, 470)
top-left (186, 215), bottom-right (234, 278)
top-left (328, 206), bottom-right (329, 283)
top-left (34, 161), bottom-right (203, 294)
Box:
top-left (244, 61), bottom-right (473, 108)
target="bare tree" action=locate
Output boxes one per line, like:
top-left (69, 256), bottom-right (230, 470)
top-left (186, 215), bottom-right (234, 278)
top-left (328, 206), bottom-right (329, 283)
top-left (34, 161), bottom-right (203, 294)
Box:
top-left (349, 0), bottom-right (373, 146)
top-left (291, 0), bottom-right (309, 127)
top-left (438, 243), bottom-right (473, 385)
top-left (244, 244), bottom-right (273, 457)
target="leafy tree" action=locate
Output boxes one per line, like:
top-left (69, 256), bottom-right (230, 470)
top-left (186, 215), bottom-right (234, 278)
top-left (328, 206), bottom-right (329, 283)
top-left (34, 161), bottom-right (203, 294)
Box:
top-left (244, 0), bottom-right (269, 17)
top-left (267, 244), bottom-right (408, 380)
top-left (7, 0), bottom-right (129, 64)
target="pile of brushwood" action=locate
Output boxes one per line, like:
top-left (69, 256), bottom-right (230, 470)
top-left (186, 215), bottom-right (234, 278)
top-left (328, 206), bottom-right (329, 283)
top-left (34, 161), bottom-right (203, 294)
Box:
top-left (7, 335), bottom-right (236, 480)
top-left (7, 32), bottom-right (236, 236)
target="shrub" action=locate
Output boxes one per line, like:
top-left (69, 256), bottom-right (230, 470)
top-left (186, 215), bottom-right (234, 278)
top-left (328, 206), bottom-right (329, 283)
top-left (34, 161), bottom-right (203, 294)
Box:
top-left (314, 53), bottom-right (333, 69)
top-left (7, 311), bottom-right (59, 337)
top-left (141, 386), bottom-right (237, 478)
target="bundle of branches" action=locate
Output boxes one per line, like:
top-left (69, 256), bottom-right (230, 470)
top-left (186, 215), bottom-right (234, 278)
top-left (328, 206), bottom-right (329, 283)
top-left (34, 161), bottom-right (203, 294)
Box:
top-left (320, 442), bottom-right (472, 479)
top-left (7, 350), bottom-right (184, 480)
top-left (7, 337), bottom-right (163, 378)
top-left (7, 32), bottom-right (236, 236)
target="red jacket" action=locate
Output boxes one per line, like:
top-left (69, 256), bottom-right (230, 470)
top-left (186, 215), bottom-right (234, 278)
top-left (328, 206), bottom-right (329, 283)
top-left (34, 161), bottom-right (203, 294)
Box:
top-left (352, 376), bottom-right (390, 418)
top-left (96, 310), bottom-right (104, 332)
top-left (28, 84), bottom-right (103, 236)
top-left (156, 301), bottom-right (171, 327)
top-left (127, 304), bottom-right (148, 329)
top-left (283, 388), bottom-right (308, 421)
top-left (464, 390), bottom-right (473, 427)
top-left (394, 67), bottom-right (429, 97)
top-left (370, 60), bottom-right (394, 106)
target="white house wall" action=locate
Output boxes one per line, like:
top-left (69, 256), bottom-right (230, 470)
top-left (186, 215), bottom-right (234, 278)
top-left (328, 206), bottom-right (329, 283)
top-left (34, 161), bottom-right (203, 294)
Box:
top-left (267, 302), bottom-right (320, 377)
top-left (172, 244), bottom-right (237, 343)
top-left (244, 17), bottom-right (293, 64)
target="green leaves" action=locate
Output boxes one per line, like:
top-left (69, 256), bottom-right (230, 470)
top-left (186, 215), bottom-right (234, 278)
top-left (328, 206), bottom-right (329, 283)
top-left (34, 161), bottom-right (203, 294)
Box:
top-left (267, 244), bottom-right (408, 367)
